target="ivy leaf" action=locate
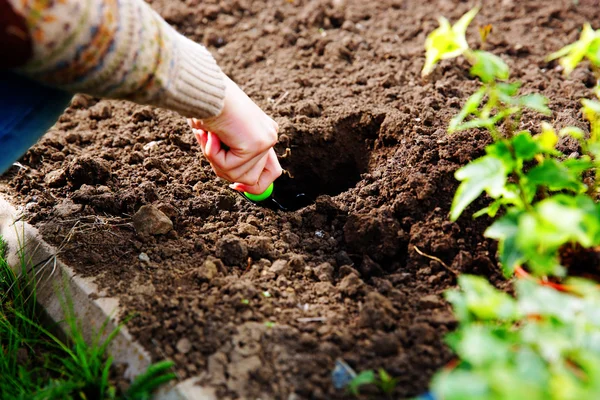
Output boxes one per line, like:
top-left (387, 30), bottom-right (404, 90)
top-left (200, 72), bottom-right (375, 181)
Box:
top-left (546, 23), bottom-right (600, 75)
top-left (449, 87), bottom-right (486, 133)
top-left (422, 7), bottom-right (479, 76)
top-left (511, 131), bottom-right (543, 161)
top-left (455, 325), bottom-right (512, 367)
top-left (470, 50), bottom-right (509, 83)
top-left (451, 155), bottom-right (508, 221)
top-left (485, 210), bottom-right (524, 276)
top-left (446, 275), bottom-right (519, 322)
top-left (518, 93), bottom-right (551, 116)
top-left (526, 159), bottom-right (588, 193)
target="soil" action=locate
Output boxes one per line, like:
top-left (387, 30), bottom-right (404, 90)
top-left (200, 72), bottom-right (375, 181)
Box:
top-left (2, 0), bottom-right (599, 398)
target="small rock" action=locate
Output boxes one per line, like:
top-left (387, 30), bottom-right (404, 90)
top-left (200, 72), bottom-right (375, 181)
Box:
top-left (132, 205), bottom-right (173, 235)
top-left (45, 169), bottom-right (67, 187)
top-left (176, 338), bottom-right (192, 354)
top-left (338, 273), bottom-right (363, 296)
top-left (314, 262), bottom-right (334, 282)
top-left (53, 199), bottom-right (82, 217)
top-left (196, 257), bottom-right (219, 281)
top-left (215, 235), bottom-right (248, 266)
top-left (238, 223), bottom-right (259, 237)
top-left (269, 259), bottom-right (289, 275)
top-left (138, 252), bottom-right (150, 263)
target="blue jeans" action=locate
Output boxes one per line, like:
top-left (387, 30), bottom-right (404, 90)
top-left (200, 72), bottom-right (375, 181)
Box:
top-left (0, 72), bottom-right (72, 174)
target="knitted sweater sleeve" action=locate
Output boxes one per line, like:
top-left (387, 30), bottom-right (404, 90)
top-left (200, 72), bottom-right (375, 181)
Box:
top-left (6, 0), bottom-right (226, 119)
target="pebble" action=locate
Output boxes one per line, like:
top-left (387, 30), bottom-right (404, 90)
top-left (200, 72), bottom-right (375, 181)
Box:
top-left (176, 338), bottom-right (192, 354)
top-left (314, 262), bottom-right (334, 282)
top-left (138, 252), bottom-right (150, 263)
top-left (45, 169), bottom-right (67, 188)
top-left (132, 205), bottom-right (173, 236)
top-left (269, 259), bottom-right (289, 275)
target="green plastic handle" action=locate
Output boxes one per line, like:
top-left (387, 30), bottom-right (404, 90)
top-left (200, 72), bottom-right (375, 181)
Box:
top-left (243, 182), bottom-right (274, 202)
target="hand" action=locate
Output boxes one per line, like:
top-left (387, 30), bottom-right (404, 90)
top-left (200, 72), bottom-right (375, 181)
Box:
top-left (188, 76), bottom-right (283, 195)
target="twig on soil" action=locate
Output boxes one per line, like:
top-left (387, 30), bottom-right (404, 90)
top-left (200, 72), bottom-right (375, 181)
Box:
top-left (297, 317), bottom-right (327, 323)
top-left (413, 246), bottom-right (459, 276)
top-left (273, 91), bottom-right (289, 108)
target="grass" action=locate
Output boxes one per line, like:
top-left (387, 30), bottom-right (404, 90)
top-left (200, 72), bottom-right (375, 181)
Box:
top-left (0, 236), bottom-right (176, 399)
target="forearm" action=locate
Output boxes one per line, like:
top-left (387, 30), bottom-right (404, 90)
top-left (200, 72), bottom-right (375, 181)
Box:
top-left (4, 0), bottom-right (226, 118)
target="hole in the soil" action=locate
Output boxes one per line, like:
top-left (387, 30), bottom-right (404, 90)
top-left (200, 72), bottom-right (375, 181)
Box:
top-left (260, 113), bottom-right (384, 211)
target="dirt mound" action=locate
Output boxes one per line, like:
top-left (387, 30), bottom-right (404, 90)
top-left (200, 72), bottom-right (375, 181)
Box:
top-left (2, 0), bottom-right (598, 398)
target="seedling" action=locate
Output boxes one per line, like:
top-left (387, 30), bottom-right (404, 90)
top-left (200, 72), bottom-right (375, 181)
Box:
top-left (424, 9), bottom-right (600, 278)
top-left (546, 23), bottom-right (600, 82)
top-left (347, 368), bottom-right (398, 397)
top-left (422, 11), bottom-right (600, 400)
top-left (430, 274), bottom-right (600, 399)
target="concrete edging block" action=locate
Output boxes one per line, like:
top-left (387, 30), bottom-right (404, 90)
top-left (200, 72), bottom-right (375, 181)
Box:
top-left (0, 193), bottom-right (215, 400)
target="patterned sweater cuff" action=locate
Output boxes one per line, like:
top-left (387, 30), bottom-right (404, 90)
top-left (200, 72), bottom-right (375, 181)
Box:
top-left (158, 33), bottom-right (226, 119)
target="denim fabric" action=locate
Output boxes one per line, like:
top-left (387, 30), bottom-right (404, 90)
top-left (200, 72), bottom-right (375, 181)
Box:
top-left (0, 72), bottom-right (72, 174)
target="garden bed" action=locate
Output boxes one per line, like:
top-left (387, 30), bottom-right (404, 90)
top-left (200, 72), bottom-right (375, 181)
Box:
top-left (1, 0), bottom-right (598, 398)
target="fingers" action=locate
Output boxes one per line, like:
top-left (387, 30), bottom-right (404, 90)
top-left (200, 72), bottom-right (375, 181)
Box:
top-left (231, 149), bottom-right (283, 195)
top-left (195, 130), bottom-right (271, 185)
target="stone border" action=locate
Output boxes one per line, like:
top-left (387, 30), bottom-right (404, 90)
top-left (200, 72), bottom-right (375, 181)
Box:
top-left (0, 193), bottom-right (216, 400)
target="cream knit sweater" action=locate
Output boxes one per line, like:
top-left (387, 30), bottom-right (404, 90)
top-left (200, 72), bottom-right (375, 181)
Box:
top-left (7, 0), bottom-right (226, 119)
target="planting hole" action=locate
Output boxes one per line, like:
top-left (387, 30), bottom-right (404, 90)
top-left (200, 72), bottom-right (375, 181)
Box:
top-left (273, 112), bottom-right (384, 211)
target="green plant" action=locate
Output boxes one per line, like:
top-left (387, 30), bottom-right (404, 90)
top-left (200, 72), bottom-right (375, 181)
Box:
top-left (430, 274), bottom-right (600, 400)
top-left (0, 236), bottom-right (175, 399)
top-left (423, 10), bottom-right (600, 278)
top-left (348, 368), bottom-right (398, 396)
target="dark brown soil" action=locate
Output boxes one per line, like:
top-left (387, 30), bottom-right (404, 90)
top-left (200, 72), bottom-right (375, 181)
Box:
top-left (2, 0), bottom-right (599, 398)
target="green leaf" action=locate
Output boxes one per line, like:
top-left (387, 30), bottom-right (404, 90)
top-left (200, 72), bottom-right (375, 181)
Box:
top-left (519, 94), bottom-right (551, 115)
top-left (431, 369), bottom-right (490, 400)
top-left (455, 325), bottom-right (512, 367)
top-left (517, 280), bottom-right (584, 324)
top-left (348, 370), bottom-right (376, 395)
top-left (449, 87), bottom-right (486, 133)
top-left (378, 369), bottom-right (398, 394)
top-left (511, 131), bottom-right (543, 161)
top-left (470, 50), bottom-right (509, 83)
top-left (485, 210), bottom-right (524, 275)
top-left (559, 126), bottom-right (586, 140)
top-left (535, 123), bottom-right (559, 152)
top-left (496, 81), bottom-right (522, 97)
top-left (526, 159), bottom-right (588, 193)
top-left (547, 23), bottom-right (600, 75)
top-left (446, 275), bottom-right (519, 322)
top-left (451, 155), bottom-right (508, 221)
top-left (422, 8), bottom-right (479, 76)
